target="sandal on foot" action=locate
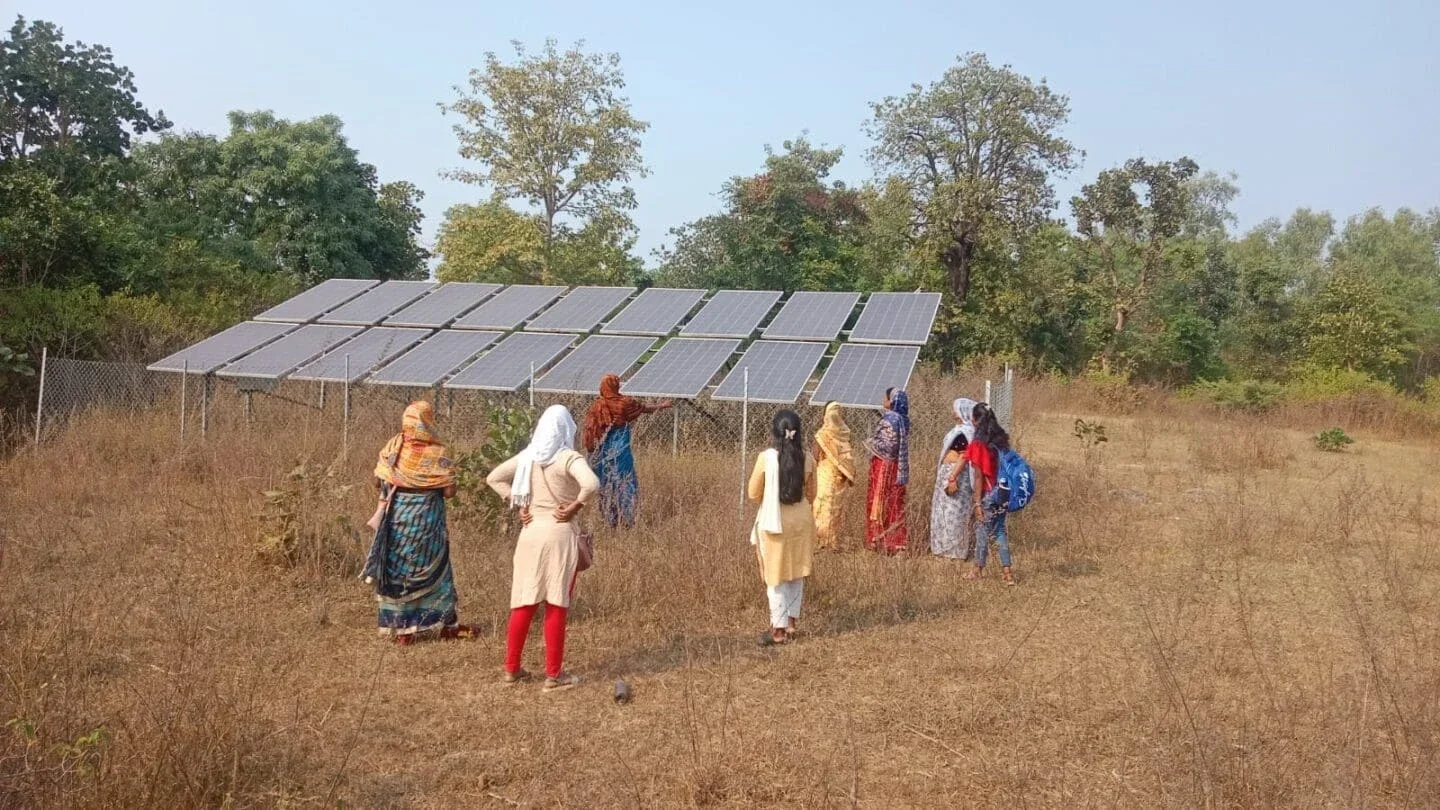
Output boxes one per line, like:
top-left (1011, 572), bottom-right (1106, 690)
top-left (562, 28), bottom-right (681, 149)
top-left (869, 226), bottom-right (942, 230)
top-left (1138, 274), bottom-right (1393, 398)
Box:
top-left (441, 624), bottom-right (482, 640)
top-left (757, 631), bottom-right (788, 647)
top-left (393, 634), bottom-right (416, 646)
top-left (543, 672), bottom-right (580, 692)
top-left (502, 668), bottom-right (532, 685)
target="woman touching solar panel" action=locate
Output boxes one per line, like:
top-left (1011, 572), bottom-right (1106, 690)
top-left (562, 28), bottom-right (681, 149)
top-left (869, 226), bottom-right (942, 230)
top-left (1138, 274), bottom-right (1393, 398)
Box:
top-left (581, 374), bottom-right (673, 528)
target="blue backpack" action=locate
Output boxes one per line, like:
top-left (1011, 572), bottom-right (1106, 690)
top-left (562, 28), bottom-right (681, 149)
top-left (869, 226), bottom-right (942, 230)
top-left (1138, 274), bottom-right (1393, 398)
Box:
top-left (995, 448), bottom-right (1036, 513)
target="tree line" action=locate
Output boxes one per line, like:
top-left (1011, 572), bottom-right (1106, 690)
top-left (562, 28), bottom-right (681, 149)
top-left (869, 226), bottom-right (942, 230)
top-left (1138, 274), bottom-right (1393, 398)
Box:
top-left (3, 16), bottom-right (1438, 416)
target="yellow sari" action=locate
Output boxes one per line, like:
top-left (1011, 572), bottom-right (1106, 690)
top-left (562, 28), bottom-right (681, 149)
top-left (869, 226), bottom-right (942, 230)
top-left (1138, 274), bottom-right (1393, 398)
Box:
top-left (812, 402), bottom-right (856, 550)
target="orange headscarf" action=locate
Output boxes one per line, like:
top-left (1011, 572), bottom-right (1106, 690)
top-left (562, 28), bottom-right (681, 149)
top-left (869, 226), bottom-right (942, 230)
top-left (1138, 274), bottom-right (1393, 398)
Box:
top-left (815, 402), bottom-right (857, 483)
top-left (582, 373), bottom-right (644, 453)
top-left (373, 401), bottom-right (455, 490)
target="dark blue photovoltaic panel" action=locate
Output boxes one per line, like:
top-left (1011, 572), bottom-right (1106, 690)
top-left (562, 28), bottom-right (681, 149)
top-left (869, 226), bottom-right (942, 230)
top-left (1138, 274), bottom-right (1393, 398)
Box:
top-left (848, 292), bottom-right (942, 345)
top-left (444, 332), bottom-right (578, 392)
top-left (288, 327), bottom-right (431, 383)
top-left (147, 321), bottom-right (296, 374)
top-left (711, 341), bottom-right (827, 404)
top-left (620, 338), bottom-right (739, 398)
top-left (253, 279), bottom-right (378, 323)
top-left (216, 324), bottom-right (363, 379)
top-left (532, 335), bottom-right (655, 394)
top-left (452, 285), bottom-right (566, 330)
top-left (383, 283), bottom-right (501, 327)
top-left (809, 343), bottom-right (920, 409)
top-left (317, 281), bottom-right (437, 326)
top-left (366, 330), bottom-right (504, 387)
top-left (526, 286), bottom-right (634, 333)
top-left (602, 288), bottom-right (705, 336)
top-left (761, 291), bottom-right (860, 342)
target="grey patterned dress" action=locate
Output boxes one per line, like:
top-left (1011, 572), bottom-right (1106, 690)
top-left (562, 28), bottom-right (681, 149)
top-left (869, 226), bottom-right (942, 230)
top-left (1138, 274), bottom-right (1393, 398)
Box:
top-left (929, 456), bottom-right (974, 559)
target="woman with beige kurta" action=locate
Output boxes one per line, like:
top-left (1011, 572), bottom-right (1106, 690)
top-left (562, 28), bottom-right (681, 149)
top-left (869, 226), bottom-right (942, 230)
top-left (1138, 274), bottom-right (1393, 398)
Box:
top-left (812, 402), bottom-right (856, 550)
top-left (486, 405), bottom-right (598, 692)
top-left (748, 409), bottom-right (817, 646)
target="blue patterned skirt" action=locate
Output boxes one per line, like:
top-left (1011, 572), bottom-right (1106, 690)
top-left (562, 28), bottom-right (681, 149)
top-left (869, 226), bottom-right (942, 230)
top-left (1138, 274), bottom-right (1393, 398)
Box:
top-left (590, 425), bottom-right (639, 528)
top-left (361, 489), bottom-right (459, 636)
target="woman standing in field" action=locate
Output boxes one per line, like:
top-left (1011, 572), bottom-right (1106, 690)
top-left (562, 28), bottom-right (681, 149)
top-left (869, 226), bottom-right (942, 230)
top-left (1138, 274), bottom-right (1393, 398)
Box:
top-left (362, 401), bottom-right (477, 645)
top-left (582, 374), bottom-right (672, 528)
top-left (749, 410), bottom-right (817, 646)
top-left (812, 402), bottom-right (856, 550)
top-left (964, 403), bottom-right (1017, 586)
top-left (930, 398), bottom-right (978, 559)
top-left (486, 405), bottom-right (599, 691)
top-left (865, 388), bottom-right (911, 555)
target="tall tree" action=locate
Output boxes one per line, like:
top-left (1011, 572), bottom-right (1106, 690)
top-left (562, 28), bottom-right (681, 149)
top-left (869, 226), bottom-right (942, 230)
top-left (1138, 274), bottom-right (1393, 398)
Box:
top-left (1071, 157), bottom-right (1200, 370)
top-left (864, 53), bottom-right (1078, 307)
top-left (444, 40), bottom-right (648, 283)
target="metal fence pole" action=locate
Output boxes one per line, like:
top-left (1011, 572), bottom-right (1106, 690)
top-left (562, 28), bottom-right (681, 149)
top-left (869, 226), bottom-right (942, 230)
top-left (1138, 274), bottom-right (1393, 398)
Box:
top-left (319, 380), bottom-right (326, 411)
top-left (671, 400), bottom-right (680, 457)
top-left (32, 346), bottom-right (48, 446)
top-left (985, 379), bottom-right (992, 405)
top-left (343, 355), bottom-right (351, 460)
top-left (244, 391), bottom-right (253, 426)
top-left (201, 375), bottom-right (210, 437)
top-left (529, 362), bottom-right (535, 410)
top-left (180, 360), bottom-right (188, 439)
top-left (739, 368), bottom-right (749, 515)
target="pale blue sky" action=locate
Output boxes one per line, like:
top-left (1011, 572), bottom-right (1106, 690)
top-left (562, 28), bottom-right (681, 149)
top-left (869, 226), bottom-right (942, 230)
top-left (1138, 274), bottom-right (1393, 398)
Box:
top-left (29, 0), bottom-right (1440, 266)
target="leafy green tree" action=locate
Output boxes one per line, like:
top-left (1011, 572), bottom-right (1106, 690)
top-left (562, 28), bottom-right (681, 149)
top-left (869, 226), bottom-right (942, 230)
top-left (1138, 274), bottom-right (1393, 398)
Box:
top-left (132, 111), bottom-right (429, 285)
top-left (435, 199), bottom-right (641, 285)
top-left (444, 40), bottom-right (648, 283)
top-left (1223, 210), bottom-right (1334, 378)
top-left (654, 137), bottom-right (866, 291)
top-left (1303, 270), bottom-right (1413, 380)
top-left (864, 53), bottom-right (1079, 308)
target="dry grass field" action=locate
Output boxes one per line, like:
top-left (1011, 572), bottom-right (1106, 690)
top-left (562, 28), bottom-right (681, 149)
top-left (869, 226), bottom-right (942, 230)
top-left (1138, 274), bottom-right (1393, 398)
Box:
top-left (2, 374), bottom-right (1439, 808)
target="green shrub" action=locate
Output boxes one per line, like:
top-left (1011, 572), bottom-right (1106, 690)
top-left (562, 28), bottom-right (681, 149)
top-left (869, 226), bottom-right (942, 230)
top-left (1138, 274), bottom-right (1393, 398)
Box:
top-left (1284, 366), bottom-right (1397, 403)
top-left (451, 405), bottom-right (535, 532)
top-left (1314, 427), bottom-right (1355, 452)
top-left (1187, 378), bottom-right (1284, 413)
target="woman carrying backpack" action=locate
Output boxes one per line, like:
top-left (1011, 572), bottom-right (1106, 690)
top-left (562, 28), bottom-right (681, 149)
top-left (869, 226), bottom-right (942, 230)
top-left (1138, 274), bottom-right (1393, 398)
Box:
top-left (964, 402), bottom-right (1016, 586)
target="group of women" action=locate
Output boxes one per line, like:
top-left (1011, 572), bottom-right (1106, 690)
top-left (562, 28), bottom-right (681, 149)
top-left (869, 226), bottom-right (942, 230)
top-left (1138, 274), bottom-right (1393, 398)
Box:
top-left (359, 378), bottom-right (1014, 684)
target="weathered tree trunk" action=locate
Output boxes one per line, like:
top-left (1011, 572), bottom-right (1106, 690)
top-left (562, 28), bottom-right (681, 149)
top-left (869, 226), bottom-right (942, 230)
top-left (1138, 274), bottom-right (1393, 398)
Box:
top-left (941, 235), bottom-right (976, 306)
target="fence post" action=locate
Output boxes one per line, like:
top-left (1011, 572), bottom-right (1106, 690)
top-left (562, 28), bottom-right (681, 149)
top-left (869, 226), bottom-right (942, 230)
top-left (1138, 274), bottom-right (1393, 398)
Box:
top-left (201, 375), bottom-right (210, 437)
top-left (672, 400), bottom-right (679, 457)
top-left (343, 355), bottom-right (351, 460)
top-left (529, 362), bottom-right (535, 410)
top-left (243, 391), bottom-right (253, 426)
top-left (32, 346), bottom-right (47, 446)
top-left (739, 368), bottom-right (749, 515)
top-left (985, 379), bottom-right (992, 405)
top-left (319, 380), bottom-right (326, 411)
top-left (180, 360), bottom-right (188, 439)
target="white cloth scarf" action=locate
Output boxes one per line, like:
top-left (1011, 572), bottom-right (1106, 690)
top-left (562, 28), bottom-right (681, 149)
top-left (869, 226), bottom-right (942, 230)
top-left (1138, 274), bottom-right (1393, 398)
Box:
top-left (510, 404), bottom-right (576, 507)
top-left (939, 397), bottom-right (979, 464)
top-left (755, 448), bottom-right (784, 536)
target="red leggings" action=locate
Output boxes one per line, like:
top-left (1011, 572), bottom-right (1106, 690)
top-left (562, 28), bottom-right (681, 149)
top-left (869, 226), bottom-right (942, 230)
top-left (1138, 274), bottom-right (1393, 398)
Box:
top-left (505, 603), bottom-right (567, 678)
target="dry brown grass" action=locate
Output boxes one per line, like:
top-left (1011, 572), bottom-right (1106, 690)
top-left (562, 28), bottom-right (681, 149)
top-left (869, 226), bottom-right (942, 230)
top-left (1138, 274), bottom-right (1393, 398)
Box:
top-left (3, 376), bottom-right (1440, 808)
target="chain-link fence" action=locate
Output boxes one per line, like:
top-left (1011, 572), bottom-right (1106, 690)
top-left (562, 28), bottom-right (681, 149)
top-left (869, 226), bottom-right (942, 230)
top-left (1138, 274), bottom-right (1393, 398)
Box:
top-left (30, 352), bottom-right (1016, 505)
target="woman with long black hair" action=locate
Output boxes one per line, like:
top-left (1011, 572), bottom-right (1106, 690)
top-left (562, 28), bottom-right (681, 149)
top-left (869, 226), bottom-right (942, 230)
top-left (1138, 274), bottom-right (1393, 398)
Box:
top-left (964, 402), bottom-right (1016, 585)
top-left (747, 409), bottom-right (817, 646)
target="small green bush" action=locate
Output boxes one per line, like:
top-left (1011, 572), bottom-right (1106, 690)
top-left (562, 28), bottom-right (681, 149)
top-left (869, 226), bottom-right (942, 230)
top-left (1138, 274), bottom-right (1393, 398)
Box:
top-left (1314, 427), bottom-right (1355, 452)
top-left (1188, 379), bottom-right (1284, 413)
top-left (1285, 366), bottom-right (1397, 403)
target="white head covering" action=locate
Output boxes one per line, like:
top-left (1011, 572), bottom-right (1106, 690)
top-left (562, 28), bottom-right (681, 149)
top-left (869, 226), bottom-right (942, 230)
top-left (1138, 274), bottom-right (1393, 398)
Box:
top-left (939, 397), bottom-right (979, 465)
top-left (754, 448), bottom-right (784, 538)
top-left (510, 404), bottom-right (576, 507)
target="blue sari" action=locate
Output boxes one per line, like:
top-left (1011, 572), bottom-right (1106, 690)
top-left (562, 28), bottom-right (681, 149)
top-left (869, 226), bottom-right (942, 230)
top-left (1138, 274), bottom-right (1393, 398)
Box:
top-left (362, 488), bottom-right (458, 636)
top-left (590, 424), bottom-right (638, 528)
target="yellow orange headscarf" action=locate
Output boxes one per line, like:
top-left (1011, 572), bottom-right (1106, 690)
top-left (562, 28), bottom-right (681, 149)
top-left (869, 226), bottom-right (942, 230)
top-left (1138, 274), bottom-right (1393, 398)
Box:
top-left (373, 401), bottom-right (455, 490)
top-left (815, 402), bottom-right (857, 483)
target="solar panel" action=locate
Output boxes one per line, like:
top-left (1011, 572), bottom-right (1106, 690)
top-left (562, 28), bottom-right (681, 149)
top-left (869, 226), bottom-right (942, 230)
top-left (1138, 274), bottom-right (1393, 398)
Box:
top-left (366, 330), bottom-right (503, 387)
top-left (317, 280), bottom-right (437, 326)
top-left (216, 324), bottom-right (363, 379)
top-left (621, 338), bottom-right (740, 398)
top-left (526, 286), bottom-right (634, 333)
top-left (849, 292), bottom-right (943, 345)
top-left (680, 290), bottom-right (782, 338)
top-left (762, 291), bottom-right (861, 341)
top-left (712, 341), bottom-right (827, 404)
top-left (602, 288), bottom-right (705, 336)
top-left (532, 335), bottom-right (656, 394)
top-left (288, 327), bottom-right (431, 383)
top-left (452, 285), bottom-right (566, 330)
top-left (147, 321), bottom-right (296, 374)
top-left (383, 282), bottom-right (501, 328)
top-left (444, 332), bottom-right (578, 392)
top-left (254, 279), bottom-right (378, 323)
top-left (809, 344), bottom-right (921, 409)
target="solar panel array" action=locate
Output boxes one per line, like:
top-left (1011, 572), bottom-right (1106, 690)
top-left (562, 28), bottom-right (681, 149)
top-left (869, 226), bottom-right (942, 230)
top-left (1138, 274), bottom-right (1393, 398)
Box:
top-left (147, 321), bottom-right (296, 374)
top-left (849, 292), bottom-right (942, 344)
top-left (318, 281), bottom-right (436, 326)
top-left (367, 330), bottom-right (503, 387)
top-left (533, 335), bottom-right (656, 394)
top-left (152, 283), bottom-right (943, 407)
top-left (762, 291), bottom-right (861, 341)
top-left (621, 338), bottom-right (739, 398)
top-left (289, 327), bottom-right (430, 383)
top-left (254, 278), bottom-right (377, 323)
top-left (681, 290), bottom-right (781, 338)
top-left (527, 286), bottom-right (634, 332)
top-left (712, 341), bottom-right (828, 404)
top-left (384, 282), bottom-right (500, 328)
top-left (810, 344), bottom-right (921, 408)
top-left (453, 285), bottom-right (565, 330)
top-left (216, 324), bottom-right (363, 379)
top-left (603, 288), bottom-right (705, 336)
top-left (445, 332), bottom-right (577, 392)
